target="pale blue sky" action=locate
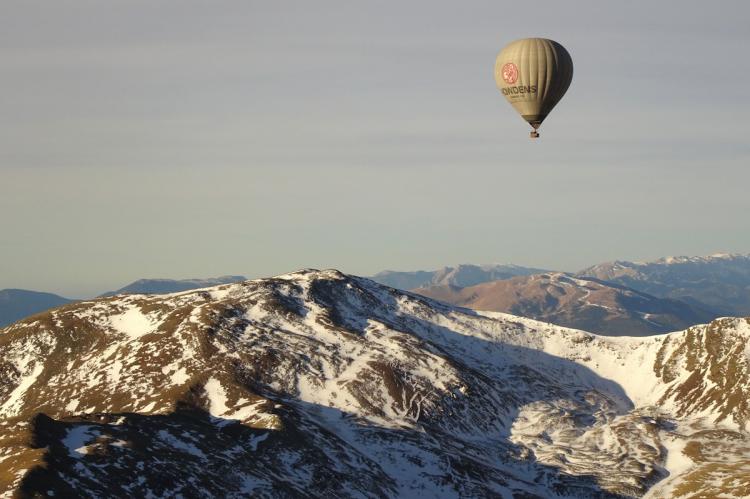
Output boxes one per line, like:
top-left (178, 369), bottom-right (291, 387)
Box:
top-left (1, 1), bottom-right (749, 297)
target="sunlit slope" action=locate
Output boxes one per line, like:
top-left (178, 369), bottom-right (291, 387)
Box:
top-left (414, 272), bottom-right (717, 336)
top-left (0, 270), bottom-right (747, 497)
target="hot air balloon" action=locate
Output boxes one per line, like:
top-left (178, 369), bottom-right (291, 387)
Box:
top-left (494, 38), bottom-right (573, 138)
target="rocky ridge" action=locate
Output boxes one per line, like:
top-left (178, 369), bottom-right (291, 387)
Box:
top-left (0, 270), bottom-right (748, 497)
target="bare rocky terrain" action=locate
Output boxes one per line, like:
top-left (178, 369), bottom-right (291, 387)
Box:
top-left (0, 270), bottom-right (748, 498)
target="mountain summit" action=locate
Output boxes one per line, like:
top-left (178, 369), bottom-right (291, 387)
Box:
top-left (1, 270), bottom-right (748, 497)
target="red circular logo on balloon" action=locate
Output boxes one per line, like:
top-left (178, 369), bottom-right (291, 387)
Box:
top-left (501, 62), bottom-right (518, 84)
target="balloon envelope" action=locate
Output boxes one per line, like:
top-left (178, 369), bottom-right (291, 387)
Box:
top-left (494, 38), bottom-right (573, 133)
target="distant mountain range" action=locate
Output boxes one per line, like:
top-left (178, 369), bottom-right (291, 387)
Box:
top-left (99, 275), bottom-right (247, 297)
top-left (371, 264), bottom-right (547, 290)
top-left (414, 272), bottom-right (718, 336)
top-left (0, 276), bottom-right (247, 328)
top-left (0, 289), bottom-right (73, 328)
top-left (3, 253), bottom-right (750, 333)
top-left (577, 253), bottom-right (750, 316)
top-left (375, 253), bottom-right (750, 331)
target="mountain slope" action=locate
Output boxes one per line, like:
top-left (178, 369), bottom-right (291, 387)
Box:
top-left (0, 270), bottom-right (748, 497)
top-left (414, 273), bottom-right (719, 336)
top-left (0, 289), bottom-right (73, 328)
top-left (100, 275), bottom-right (247, 296)
top-left (371, 263), bottom-right (547, 290)
top-left (578, 253), bottom-right (750, 316)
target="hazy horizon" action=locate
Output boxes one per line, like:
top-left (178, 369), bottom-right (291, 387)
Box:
top-left (5, 251), bottom-right (750, 299)
top-left (2, 1), bottom-right (749, 297)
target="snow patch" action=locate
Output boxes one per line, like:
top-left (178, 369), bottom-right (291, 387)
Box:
top-left (110, 305), bottom-right (156, 339)
top-left (249, 432), bottom-right (269, 451)
top-left (0, 361), bottom-right (44, 417)
top-left (140, 401), bottom-right (156, 413)
top-left (157, 430), bottom-right (206, 460)
top-left (205, 378), bottom-right (230, 417)
top-left (662, 436), bottom-right (694, 476)
top-left (162, 363), bottom-right (190, 386)
top-left (63, 426), bottom-right (99, 458)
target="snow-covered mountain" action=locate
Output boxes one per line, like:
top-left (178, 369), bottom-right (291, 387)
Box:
top-left (0, 289), bottom-right (73, 328)
top-left (1, 270), bottom-right (748, 497)
top-left (414, 273), bottom-right (718, 336)
top-left (372, 264), bottom-right (547, 290)
top-left (99, 275), bottom-right (247, 297)
top-left (578, 253), bottom-right (750, 316)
